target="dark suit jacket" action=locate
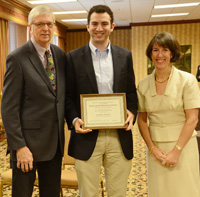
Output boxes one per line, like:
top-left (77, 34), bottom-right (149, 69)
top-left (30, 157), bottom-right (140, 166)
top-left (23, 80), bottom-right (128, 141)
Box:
top-left (65, 44), bottom-right (138, 160)
top-left (1, 40), bottom-right (66, 162)
top-left (196, 65), bottom-right (200, 82)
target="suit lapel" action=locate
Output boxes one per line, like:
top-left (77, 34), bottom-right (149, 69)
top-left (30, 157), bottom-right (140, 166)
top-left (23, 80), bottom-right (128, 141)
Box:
top-left (82, 45), bottom-right (98, 93)
top-left (82, 45), bottom-right (122, 93)
top-left (27, 41), bottom-right (56, 96)
top-left (51, 44), bottom-right (65, 100)
top-left (111, 45), bottom-right (122, 93)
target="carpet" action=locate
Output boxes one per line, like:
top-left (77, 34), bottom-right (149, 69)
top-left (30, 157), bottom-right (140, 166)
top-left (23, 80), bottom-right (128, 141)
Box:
top-left (0, 125), bottom-right (147, 196)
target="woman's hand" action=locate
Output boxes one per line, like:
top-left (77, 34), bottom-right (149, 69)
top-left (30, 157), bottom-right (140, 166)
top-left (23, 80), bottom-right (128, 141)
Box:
top-left (151, 147), bottom-right (167, 165)
top-left (162, 147), bottom-right (181, 167)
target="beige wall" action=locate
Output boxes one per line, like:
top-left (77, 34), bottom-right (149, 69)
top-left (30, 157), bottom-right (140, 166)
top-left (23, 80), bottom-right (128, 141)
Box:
top-left (132, 23), bottom-right (200, 85)
top-left (110, 28), bottom-right (131, 51)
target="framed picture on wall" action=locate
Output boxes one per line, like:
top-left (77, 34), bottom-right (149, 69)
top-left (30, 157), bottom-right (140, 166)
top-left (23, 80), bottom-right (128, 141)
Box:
top-left (147, 45), bottom-right (192, 74)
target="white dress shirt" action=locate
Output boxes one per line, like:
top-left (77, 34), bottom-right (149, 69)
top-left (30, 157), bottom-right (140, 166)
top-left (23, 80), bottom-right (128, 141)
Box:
top-left (89, 41), bottom-right (113, 94)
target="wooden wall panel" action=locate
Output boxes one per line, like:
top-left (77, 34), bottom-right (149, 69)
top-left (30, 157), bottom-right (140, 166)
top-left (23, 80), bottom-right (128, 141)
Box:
top-left (58, 37), bottom-right (66, 51)
top-left (0, 1), bottom-right (28, 26)
top-left (66, 31), bottom-right (90, 52)
top-left (54, 23), bottom-right (68, 40)
top-left (132, 23), bottom-right (200, 85)
top-left (66, 29), bottom-right (131, 52)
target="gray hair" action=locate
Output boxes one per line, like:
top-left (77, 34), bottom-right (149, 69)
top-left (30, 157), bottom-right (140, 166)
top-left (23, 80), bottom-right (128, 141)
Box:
top-left (28, 5), bottom-right (55, 24)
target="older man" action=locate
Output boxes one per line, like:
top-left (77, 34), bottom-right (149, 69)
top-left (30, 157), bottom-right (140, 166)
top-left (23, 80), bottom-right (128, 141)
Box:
top-left (1, 5), bottom-right (66, 197)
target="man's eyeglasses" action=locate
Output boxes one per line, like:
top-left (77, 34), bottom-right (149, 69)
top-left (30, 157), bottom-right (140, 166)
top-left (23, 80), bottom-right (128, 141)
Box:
top-left (32, 22), bottom-right (55, 28)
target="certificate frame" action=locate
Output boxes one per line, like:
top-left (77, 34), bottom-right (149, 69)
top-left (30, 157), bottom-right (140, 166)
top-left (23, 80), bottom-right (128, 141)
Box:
top-left (80, 93), bottom-right (127, 130)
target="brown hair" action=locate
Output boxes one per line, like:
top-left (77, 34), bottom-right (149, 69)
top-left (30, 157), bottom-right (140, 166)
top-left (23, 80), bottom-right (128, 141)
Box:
top-left (87, 5), bottom-right (114, 25)
top-left (146, 32), bottom-right (181, 62)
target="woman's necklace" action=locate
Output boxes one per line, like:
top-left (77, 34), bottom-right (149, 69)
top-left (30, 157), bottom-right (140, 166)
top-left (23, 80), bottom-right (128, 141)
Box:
top-left (155, 67), bottom-right (171, 83)
top-left (155, 75), bottom-right (169, 83)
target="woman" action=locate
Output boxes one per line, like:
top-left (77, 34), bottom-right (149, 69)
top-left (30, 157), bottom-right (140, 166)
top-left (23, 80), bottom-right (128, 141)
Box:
top-left (137, 31), bottom-right (200, 197)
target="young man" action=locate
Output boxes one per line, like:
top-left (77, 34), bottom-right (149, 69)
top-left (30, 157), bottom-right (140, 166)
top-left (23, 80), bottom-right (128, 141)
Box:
top-left (1, 5), bottom-right (66, 197)
top-left (65, 5), bottom-right (138, 197)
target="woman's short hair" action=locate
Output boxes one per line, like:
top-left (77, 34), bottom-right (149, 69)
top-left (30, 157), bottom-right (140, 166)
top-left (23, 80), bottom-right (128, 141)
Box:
top-left (28, 5), bottom-right (55, 24)
top-left (146, 31), bottom-right (181, 62)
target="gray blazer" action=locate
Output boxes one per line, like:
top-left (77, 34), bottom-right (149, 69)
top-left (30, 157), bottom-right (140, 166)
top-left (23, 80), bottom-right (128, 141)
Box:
top-left (1, 40), bottom-right (66, 162)
top-left (65, 44), bottom-right (138, 160)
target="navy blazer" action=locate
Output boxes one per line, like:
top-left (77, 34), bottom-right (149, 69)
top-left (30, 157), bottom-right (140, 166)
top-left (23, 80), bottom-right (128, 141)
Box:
top-left (65, 44), bottom-right (138, 160)
top-left (1, 40), bottom-right (66, 162)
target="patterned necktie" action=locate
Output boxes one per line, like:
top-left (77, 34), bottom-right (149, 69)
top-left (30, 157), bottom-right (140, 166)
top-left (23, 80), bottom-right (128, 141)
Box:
top-left (45, 49), bottom-right (56, 91)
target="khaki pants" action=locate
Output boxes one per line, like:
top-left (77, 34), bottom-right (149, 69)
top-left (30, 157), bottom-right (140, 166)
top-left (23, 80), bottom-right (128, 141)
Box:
top-left (75, 129), bottom-right (132, 197)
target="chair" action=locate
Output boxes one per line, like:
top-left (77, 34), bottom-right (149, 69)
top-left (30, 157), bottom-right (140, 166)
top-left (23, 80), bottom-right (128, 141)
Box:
top-left (0, 120), bottom-right (4, 135)
top-left (0, 91), bottom-right (5, 134)
top-left (61, 125), bottom-right (105, 197)
top-left (60, 126), bottom-right (78, 197)
top-left (0, 168), bottom-right (12, 197)
top-left (0, 168), bottom-right (38, 197)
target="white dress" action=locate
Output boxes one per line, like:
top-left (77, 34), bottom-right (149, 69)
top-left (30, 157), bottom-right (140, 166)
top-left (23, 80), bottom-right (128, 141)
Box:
top-left (137, 66), bottom-right (200, 197)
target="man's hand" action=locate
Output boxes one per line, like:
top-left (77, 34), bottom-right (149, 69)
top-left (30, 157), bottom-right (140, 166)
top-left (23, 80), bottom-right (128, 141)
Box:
top-left (16, 146), bottom-right (33, 172)
top-left (74, 118), bottom-right (92, 134)
top-left (125, 109), bottom-right (135, 131)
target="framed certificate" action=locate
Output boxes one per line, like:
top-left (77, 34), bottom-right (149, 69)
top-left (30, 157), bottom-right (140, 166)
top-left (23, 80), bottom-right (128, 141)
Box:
top-left (80, 93), bottom-right (127, 129)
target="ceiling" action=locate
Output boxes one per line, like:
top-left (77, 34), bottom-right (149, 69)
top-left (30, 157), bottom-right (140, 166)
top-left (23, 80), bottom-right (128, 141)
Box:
top-left (12, 0), bottom-right (200, 29)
